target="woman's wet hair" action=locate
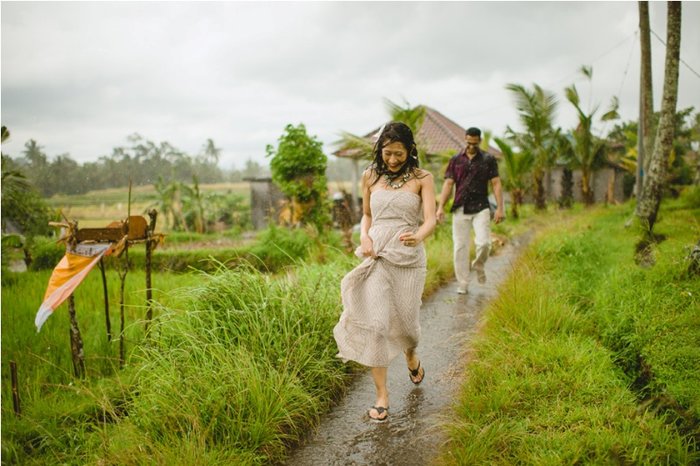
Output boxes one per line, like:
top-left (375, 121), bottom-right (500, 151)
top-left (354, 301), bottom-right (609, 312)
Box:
top-left (369, 121), bottom-right (420, 185)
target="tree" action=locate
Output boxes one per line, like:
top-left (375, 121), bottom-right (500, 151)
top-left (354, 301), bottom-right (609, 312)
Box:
top-left (1, 128), bottom-right (53, 237)
top-left (493, 137), bottom-right (534, 219)
top-left (564, 66), bottom-right (619, 205)
top-left (152, 176), bottom-right (177, 230)
top-left (636, 1), bottom-right (682, 237)
top-left (505, 83), bottom-right (559, 209)
top-left (637, 1), bottom-right (654, 198)
top-left (1, 155), bottom-right (53, 237)
top-left (267, 123), bottom-right (330, 230)
top-left (181, 176), bottom-right (206, 234)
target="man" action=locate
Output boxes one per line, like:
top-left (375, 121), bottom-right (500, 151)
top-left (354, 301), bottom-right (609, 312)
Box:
top-left (436, 127), bottom-right (504, 294)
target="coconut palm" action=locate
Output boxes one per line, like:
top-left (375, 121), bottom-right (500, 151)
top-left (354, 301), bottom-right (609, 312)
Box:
top-left (181, 176), bottom-right (206, 234)
top-left (564, 67), bottom-right (619, 205)
top-left (152, 176), bottom-right (177, 230)
top-left (637, 1), bottom-right (682, 236)
top-left (505, 83), bottom-right (559, 210)
top-left (493, 137), bottom-right (534, 219)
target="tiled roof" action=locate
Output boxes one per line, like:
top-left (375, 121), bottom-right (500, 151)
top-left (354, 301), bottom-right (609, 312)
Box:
top-left (334, 105), bottom-right (502, 159)
top-left (416, 106), bottom-right (466, 155)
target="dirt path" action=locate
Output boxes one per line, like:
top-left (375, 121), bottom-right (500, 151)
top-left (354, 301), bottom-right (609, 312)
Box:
top-left (285, 235), bottom-right (530, 465)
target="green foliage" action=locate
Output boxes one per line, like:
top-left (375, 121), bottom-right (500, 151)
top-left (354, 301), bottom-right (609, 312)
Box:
top-left (1, 269), bottom-right (203, 464)
top-left (505, 82), bottom-right (560, 209)
top-left (442, 201), bottom-right (699, 463)
top-left (1, 155), bottom-right (55, 237)
top-left (494, 137), bottom-right (534, 217)
top-left (150, 177), bottom-right (252, 233)
top-left (246, 223), bottom-right (316, 271)
top-left (267, 123), bottom-right (330, 229)
top-left (679, 184), bottom-right (700, 208)
top-left (27, 235), bottom-right (65, 271)
top-left (563, 68), bottom-right (620, 205)
top-left (2, 134), bottom-right (230, 197)
top-left (1, 214), bottom-right (455, 464)
top-left (122, 261), bottom-right (352, 463)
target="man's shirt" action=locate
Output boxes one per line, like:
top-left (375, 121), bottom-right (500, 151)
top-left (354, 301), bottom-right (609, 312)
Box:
top-left (445, 149), bottom-right (499, 214)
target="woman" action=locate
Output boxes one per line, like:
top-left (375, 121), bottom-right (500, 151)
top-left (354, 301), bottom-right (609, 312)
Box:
top-left (333, 121), bottom-right (437, 422)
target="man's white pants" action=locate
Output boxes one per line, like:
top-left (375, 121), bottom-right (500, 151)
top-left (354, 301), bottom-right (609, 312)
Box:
top-left (452, 208), bottom-right (491, 291)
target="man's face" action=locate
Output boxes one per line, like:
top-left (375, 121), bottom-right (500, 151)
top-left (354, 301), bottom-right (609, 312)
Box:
top-left (465, 135), bottom-right (481, 156)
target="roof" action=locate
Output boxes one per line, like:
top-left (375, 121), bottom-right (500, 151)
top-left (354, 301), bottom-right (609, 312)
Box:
top-left (417, 106), bottom-right (466, 155)
top-left (334, 105), bottom-right (502, 160)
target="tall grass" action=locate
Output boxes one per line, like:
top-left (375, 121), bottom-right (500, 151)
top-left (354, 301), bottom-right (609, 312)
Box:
top-left (2, 222), bottom-right (455, 464)
top-left (440, 197), bottom-right (699, 464)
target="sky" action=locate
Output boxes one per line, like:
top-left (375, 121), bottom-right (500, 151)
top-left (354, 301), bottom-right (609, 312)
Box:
top-left (2, 1), bottom-right (699, 170)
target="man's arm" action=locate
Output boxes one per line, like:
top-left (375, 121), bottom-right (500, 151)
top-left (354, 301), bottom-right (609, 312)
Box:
top-left (436, 178), bottom-right (454, 223)
top-left (490, 176), bottom-right (505, 224)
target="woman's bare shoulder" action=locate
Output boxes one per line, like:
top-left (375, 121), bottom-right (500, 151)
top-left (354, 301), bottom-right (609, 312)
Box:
top-left (415, 168), bottom-right (434, 180)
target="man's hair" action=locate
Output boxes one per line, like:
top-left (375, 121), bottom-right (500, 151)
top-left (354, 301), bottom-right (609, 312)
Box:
top-left (465, 127), bottom-right (481, 138)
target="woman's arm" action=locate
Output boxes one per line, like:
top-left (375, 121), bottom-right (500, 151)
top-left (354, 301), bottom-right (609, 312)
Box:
top-left (416, 171), bottom-right (437, 242)
top-left (400, 171), bottom-right (436, 246)
top-left (359, 169), bottom-right (376, 257)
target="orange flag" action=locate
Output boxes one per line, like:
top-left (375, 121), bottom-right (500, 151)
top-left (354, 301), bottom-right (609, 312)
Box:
top-left (35, 243), bottom-right (113, 332)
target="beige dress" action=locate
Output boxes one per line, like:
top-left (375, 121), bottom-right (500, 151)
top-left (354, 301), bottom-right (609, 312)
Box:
top-left (333, 189), bottom-right (427, 367)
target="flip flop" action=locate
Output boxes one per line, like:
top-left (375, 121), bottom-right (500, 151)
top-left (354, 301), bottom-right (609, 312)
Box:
top-left (368, 405), bottom-right (389, 422)
top-left (409, 361), bottom-right (425, 385)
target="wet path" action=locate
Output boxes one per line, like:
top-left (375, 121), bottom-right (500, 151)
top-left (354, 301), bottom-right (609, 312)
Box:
top-left (285, 236), bottom-right (529, 466)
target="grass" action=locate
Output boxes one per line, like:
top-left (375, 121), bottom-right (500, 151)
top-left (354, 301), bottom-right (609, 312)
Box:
top-left (440, 192), bottom-right (700, 464)
top-left (1, 216), bottom-right (457, 464)
top-left (45, 182), bottom-right (251, 229)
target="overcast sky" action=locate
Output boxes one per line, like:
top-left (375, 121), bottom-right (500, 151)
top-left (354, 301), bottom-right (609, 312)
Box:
top-left (2, 1), bottom-right (699, 170)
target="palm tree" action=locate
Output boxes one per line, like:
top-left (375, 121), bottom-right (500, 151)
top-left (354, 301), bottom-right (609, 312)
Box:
top-left (152, 176), bottom-right (177, 230)
top-left (505, 83), bottom-right (558, 210)
top-left (564, 69), bottom-right (619, 205)
top-left (493, 137), bottom-right (534, 219)
top-left (384, 98), bottom-right (426, 136)
top-left (183, 176), bottom-right (206, 234)
top-left (637, 1), bottom-right (654, 198)
top-left (637, 1), bottom-right (682, 237)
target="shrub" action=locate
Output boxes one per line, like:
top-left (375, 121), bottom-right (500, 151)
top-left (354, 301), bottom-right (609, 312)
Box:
top-left (246, 224), bottom-right (314, 271)
top-left (28, 236), bottom-right (65, 271)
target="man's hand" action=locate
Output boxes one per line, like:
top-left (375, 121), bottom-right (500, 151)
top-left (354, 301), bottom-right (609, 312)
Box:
top-left (493, 208), bottom-right (505, 224)
top-left (436, 207), bottom-right (445, 223)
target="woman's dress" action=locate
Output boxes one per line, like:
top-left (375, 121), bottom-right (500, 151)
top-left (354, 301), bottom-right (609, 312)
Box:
top-left (333, 189), bottom-right (426, 367)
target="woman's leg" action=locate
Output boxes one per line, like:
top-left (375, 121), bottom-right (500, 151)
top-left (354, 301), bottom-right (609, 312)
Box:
top-left (404, 347), bottom-right (424, 384)
top-left (369, 366), bottom-right (389, 420)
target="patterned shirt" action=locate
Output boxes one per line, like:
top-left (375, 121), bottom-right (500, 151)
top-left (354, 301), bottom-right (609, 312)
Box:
top-left (444, 149), bottom-right (499, 214)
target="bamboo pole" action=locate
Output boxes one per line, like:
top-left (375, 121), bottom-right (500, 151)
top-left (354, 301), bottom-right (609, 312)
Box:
top-left (119, 181), bottom-right (132, 368)
top-left (10, 361), bottom-right (21, 417)
top-left (144, 209), bottom-right (158, 335)
top-left (99, 258), bottom-right (111, 341)
top-left (68, 295), bottom-right (86, 378)
top-left (118, 255), bottom-right (127, 368)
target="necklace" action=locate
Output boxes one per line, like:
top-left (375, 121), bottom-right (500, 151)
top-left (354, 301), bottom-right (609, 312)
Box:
top-left (384, 171), bottom-right (411, 189)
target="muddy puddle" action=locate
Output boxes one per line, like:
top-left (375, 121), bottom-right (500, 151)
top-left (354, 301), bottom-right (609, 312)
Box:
top-left (285, 235), bottom-right (530, 465)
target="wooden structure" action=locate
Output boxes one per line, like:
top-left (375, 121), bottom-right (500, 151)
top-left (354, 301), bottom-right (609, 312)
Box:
top-left (245, 177), bottom-right (286, 230)
top-left (49, 210), bottom-right (163, 375)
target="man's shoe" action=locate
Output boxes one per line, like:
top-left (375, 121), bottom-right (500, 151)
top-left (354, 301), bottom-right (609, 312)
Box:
top-left (456, 287), bottom-right (468, 295)
top-left (472, 261), bottom-right (487, 284)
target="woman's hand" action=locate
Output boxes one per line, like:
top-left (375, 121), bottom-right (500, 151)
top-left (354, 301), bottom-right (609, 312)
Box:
top-left (399, 231), bottom-right (422, 247)
top-left (360, 235), bottom-right (376, 258)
